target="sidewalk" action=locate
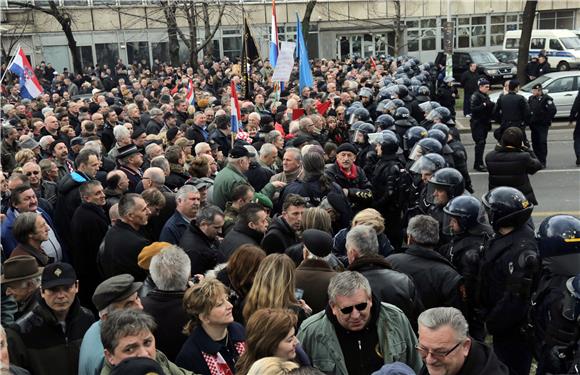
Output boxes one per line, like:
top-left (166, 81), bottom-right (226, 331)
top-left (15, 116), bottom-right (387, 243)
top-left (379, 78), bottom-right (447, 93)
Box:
top-left (454, 115), bottom-right (574, 134)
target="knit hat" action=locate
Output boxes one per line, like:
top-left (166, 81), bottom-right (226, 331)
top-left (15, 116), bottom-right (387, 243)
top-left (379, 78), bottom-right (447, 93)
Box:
top-left (166, 127), bottom-right (179, 143)
top-left (371, 362), bottom-right (416, 375)
top-left (336, 143), bottom-right (357, 155)
top-left (137, 242), bottom-right (171, 270)
top-left (303, 229), bottom-right (333, 257)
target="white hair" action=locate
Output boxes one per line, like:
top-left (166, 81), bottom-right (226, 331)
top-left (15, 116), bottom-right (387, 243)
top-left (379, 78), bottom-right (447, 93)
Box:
top-left (113, 125), bottom-right (130, 141)
top-left (150, 245), bottom-right (191, 291)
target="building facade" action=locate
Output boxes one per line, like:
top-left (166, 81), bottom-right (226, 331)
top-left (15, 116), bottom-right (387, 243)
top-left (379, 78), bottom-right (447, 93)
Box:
top-left (0, 0), bottom-right (578, 72)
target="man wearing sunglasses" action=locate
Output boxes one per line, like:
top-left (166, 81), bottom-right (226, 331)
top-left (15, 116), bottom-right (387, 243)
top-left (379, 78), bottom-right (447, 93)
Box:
top-left (22, 161), bottom-right (57, 207)
top-left (298, 271), bottom-right (422, 375)
top-left (417, 307), bottom-right (508, 375)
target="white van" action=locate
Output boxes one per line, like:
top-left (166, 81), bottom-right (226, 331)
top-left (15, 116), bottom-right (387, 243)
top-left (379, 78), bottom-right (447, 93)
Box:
top-left (503, 29), bottom-right (580, 71)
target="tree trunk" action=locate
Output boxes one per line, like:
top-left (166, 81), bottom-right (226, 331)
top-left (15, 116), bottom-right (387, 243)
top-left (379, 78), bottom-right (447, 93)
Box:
top-left (161, 1), bottom-right (180, 66)
top-left (185, 5), bottom-right (198, 73)
top-left (393, 0), bottom-right (404, 56)
top-left (302, 0), bottom-right (317, 38)
top-left (202, 2), bottom-right (213, 62)
top-left (517, 0), bottom-right (538, 84)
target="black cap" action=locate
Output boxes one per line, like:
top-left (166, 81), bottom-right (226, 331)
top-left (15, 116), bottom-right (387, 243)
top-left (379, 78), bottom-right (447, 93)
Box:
top-left (303, 229), bottom-right (333, 257)
top-left (116, 144), bottom-right (140, 159)
top-left (532, 83), bottom-right (542, 90)
top-left (130, 127), bottom-right (146, 140)
top-left (166, 127), bottom-right (179, 142)
top-left (41, 263), bottom-right (77, 289)
top-left (70, 137), bottom-right (85, 147)
top-left (92, 274), bottom-right (143, 311)
top-left (109, 357), bottom-right (165, 375)
top-left (229, 145), bottom-right (255, 158)
top-left (478, 78), bottom-right (490, 86)
top-left (336, 143), bottom-right (358, 155)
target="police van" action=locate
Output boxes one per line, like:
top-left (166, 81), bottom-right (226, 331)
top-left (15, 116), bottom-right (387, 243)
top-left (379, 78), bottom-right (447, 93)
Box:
top-left (503, 29), bottom-right (580, 71)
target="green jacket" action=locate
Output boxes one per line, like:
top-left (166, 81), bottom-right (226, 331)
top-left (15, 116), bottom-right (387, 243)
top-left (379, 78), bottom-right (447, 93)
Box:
top-left (297, 302), bottom-right (423, 375)
top-left (100, 350), bottom-right (195, 375)
top-left (212, 163), bottom-right (276, 210)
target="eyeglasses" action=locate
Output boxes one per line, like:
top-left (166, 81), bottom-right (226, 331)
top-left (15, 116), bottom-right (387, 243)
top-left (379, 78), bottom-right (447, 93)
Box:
top-left (415, 341), bottom-right (463, 359)
top-left (25, 171), bottom-right (40, 176)
top-left (339, 302), bottom-right (368, 315)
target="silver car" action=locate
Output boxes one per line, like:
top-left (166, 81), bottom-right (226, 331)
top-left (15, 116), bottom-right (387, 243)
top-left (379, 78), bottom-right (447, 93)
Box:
top-left (489, 71), bottom-right (580, 118)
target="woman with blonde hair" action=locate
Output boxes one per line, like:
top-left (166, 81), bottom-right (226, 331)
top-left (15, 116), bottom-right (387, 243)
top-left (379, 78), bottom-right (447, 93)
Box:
top-left (176, 278), bottom-right (246, 375)
top-left (247, 357), bottom-right (299, 375)
top-left (242, 254), bottom-right (311, 325)
top-left (237, 309), bottom-right (309, 375)
top-left (332, 208), bottom-right (394, 266)
top-left (15, 149), bottom-right (36, 168)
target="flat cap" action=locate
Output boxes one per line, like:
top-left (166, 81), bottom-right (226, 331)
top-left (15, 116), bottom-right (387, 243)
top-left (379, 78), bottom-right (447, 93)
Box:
top-left (92, 274), bottom-right (143, 311)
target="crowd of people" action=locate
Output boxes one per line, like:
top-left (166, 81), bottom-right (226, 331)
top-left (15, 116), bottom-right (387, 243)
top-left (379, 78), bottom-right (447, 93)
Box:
top-left (0, 52), bottom-right (579, 375)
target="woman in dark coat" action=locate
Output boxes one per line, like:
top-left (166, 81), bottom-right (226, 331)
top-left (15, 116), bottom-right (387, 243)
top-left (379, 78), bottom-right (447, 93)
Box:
top-left (485, 127), bottom-right (543, 205)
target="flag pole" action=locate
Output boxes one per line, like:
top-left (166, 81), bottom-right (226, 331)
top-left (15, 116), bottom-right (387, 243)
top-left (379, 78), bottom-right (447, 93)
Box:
top-left (0, 44), bottom-right (21, 84)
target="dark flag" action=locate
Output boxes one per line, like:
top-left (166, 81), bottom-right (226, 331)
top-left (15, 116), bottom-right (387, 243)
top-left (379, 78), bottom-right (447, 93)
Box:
top-left (240, 17), bottom-right (261, 99)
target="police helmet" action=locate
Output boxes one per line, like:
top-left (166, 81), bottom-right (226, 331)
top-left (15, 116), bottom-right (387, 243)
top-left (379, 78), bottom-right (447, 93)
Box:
top-left (348, 107), bottom-right (370, 125)
top-left (537, 215), bottom-right (580, 258)
top-left (357, 122), bottom-right (376, 134)
top-left (410, 78), bottom-right (422, 87)
top-left (359, 87), bottom-right (373, 98)
top-left (418, 86), bottom-right (431, 97)
top-left (418, 101), bottom-right (437, 115)
top-left (392, 99), bottom-right (405, 108)
top-left (443, 195), bottom-right (487, 233)
top-left (377, 99), bottom-right (392, 114)
top-left (482, 187), bottom-right (534, 230)
top-left (394, 107), bottom-right (411, 121)
top-left (428, 129), bottom-right (448, 147)
top-left (427, 167), bottom-right (465, 205)
top-left (402, 126), bottom-right (428, 151)
top-left (426, 106), bottom-right (452, 123)
top-left (431, 123), bottom-right (450, 138)
top-left (443, 76), bottom-right (455, 84)
top-left (409, 153), bottom-right (447, 175)
top-left (375, 130), bottom-right (399, 154)
top-left (409, 138), bottom-right (443, 160)
top-left (375, 114), bottom-right (395, 130)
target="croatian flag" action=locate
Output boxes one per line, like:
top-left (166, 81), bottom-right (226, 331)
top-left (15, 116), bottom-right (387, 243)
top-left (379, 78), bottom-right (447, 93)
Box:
top-left (230, 80), bottom-right (241, 133)
top-left (269, 0), bottom-right (279, 67)
top-left (7, 47), bottom-right (43, 99)
top-left (185, 80), bottom-right (195, 107)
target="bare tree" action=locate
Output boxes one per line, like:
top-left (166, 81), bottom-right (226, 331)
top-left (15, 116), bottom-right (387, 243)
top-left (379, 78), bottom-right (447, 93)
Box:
top-left (8, 0), bottom-right (82, 73)
top-left (0, 11), bottom-right (32, 63)
top-left (517, 0), bottom-right (538, 84)
top-left (393, 0), bottom-right (405, 56)
top-left (302, 0), bottom-right (317, 37)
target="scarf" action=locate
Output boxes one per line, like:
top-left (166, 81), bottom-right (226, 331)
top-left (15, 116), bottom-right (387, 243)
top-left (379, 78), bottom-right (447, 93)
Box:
top-left (337, 162), bottom-right (358, 181)
top-left (202, 341), bottom-right (246, 375)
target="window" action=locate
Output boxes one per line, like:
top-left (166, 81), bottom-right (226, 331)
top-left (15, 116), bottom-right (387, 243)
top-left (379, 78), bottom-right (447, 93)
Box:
top-left (422, 29), bottom-right (436, 51)
top-left (505, 38), bottom-right (519, 49)
top-left (545, 77), bottom-right (575, 93)
top-left (151, 42), bottom-right (169, 64)
top-left (407, 30), bottom-right (419, 52)
top-left (95, 43), bottom-right (118, 68)
top-left (223, 36), bottom-right (241, 60)
top-left (127, 41), bottom-right (150, 66)
top-left (407, 18), bottom-right (436, 52)
top-left (538, 10), bottom-right (575, 30)
top-left (549, 39), bottom-right (564, 50)
top-left (562, 37), bottom-right (580, 49)
top-left (76, 46), bottom-right (93, 70)
top-left (530, 38), bottom-right (545, 50)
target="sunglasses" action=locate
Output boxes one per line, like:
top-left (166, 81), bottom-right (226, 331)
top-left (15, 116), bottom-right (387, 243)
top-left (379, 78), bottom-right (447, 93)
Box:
top-left (339, 302), bottom-right (368, 315)
top-left (415, 341), bottom-right (462, 360)
top-left (25, 171), bottom-right (40, 176)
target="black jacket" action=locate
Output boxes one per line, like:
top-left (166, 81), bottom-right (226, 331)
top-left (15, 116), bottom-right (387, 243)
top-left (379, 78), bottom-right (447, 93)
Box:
top-left (485, 144), bottom-right (543, 205)
top-left (448, 139), bottom-right (473, 193)
top-left (141, 289), bottom-right (188, 362)
top-left (179, 223), bottom-right (225, 276)
top-left (185, 125), bottom-right (207, 145)
top-left (570, 90), bottom-right (580, 122)
top-left (419, 340), bottom-right (508, 375)
top-left (387, 244), bottom-right (464, 311)
top-left (261, 215), bottom-right (299, 254)
top-left (529, 94), bottom-right (557, 125)
top-left (245, 161), bottom-right (274, 192)
top-left (209, 129), bottom-right (231, 160)
top-left (145, 119), bottom-right (163, 135)
top-left (54, 171), bottom-right (91, 247)
top-left (7, 298), bottom-right (95, 375)
top-left (470, 90), bottom-right (494, 127)
top-left (219, 221), bottom-right (264, 258)
top-left (493, 92), bottom-right (531, 126)
top-left (99, 221), bottom-right (150, 281)
top-left (460, 70), bottom-right (480, 97)
top-left (325, 162), bottom-right (373, 210)
top-left (348, 255), bottom-right (424, 331)
top-left (165, 167), bottom-right (189, 192)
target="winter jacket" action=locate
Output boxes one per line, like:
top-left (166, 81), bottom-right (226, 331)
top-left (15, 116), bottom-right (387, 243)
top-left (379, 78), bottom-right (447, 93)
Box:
top-left (485, 144), bottom-right (543, 205)
top-left (261, 216), bottom-right (299, 254)
top-left (99, 221), bottom-right (150, 281)
top-left (245, 161), bottom-right (275, 191)
top-left (159, 211), bottom-right (190, 245)
top-left (166, 165), bottom-right (189, 192)
top-left (78, 321), bottom-right (104, 375)
top-left (100, 350), bottom-right (193, 375)
top-left (54, 170), bottom-right (91, 245)
top-left (333, 228), bottom-right (394, 265)
top-left (295, 258), bottom-right (338, 313)
top-left (179, 222), bottom-right (225, 276)
top-left (1, 207), bottom-right (58, 258)
top-left (212, 163), bottom-right (275, 210)
top-left (387, 244), bottom-right (464, 311)
top-left (297, 301), bottom-right (423, 375)
top-left (7, 298), bottom-right (95, 375)
top-left (219, 221), bottom-right (264, 258)
top-left (325, 162), bottom-right (373, 210)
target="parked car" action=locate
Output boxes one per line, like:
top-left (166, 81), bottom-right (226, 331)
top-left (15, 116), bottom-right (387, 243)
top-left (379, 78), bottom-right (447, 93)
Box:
top-left (492, 50), bottom-right (518, 66)
top-left (489, 71), bottom-right (580, 118)
top-left (435, 51), bottom-right (517, 84)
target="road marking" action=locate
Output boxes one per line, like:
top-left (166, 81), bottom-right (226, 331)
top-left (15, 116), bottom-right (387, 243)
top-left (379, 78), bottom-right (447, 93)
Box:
top-left (471, 168), bottom-right (580, 175)
top-left (532, 210), bottom-right (580, 217)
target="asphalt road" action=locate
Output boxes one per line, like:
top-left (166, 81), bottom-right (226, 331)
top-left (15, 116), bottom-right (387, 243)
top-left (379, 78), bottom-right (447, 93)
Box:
top-left (456, 123), bottom-right (580, 226)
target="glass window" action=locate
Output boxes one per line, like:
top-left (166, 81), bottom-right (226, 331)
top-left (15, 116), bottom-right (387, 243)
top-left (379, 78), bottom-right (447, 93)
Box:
top-left (471, 25), bottom-right (486, 47)
top-left (76, 46), bottom-right (94, 70)
top-left (530, 38), bottom-right (545, 49)
top-left (212, 40), bottom-right (220, 61)
top-left (472, 17), bottom-right (486, 25)
top-left (549, 39), bottom-right (564, 50)
top-left (422, 30), bottom-right (436, 51)
top-left (491, 34), bottom-right (505, 46)
top-left (223, 36), bottom-right (241, 60)
top-left (421, 19), bottom-right (436, 28)
top-left (491, 25), bottom-right (504, 34)
top-left (406, 20), bottom-right (419, 28)
top-left (458, 17), bottom-right (470, 25)
top-left (375, 34), bottom-right (386, 55)
top-left (151, 42), bottom-right (169, 64)
top-left (95, 43), bottom-right (118, 68)
top-left (351, 35), bottom-right (362, 57)
top-left (458, 26), bottom-right (470, 48)
top-left (562, 37), bottom-right (580, 49)
top-left (362, 34), bottom-right (373, 58)
top-left (557, 18), bottom-right (574, 30)
top-left (545, 76), bottom-right (575, 93)
top-left (506, 15), bottom-right (519, 23)
top-left (408, 30), bottom-right (419, 52)
top-left (491, 15), bottom-right (505, 24)
top-left (127, 41), bottom-right (150, 66)
top-left (505, 38), bottom-right (519, 48)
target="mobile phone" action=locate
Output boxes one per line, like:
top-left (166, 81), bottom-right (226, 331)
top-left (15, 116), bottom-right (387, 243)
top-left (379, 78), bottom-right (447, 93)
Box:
top-left (295, 288), bottom-right (304, 300)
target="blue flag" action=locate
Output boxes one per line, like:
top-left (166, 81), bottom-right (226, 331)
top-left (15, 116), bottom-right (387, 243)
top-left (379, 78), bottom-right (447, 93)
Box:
top-left (296, 12), bottom-right (313, 93)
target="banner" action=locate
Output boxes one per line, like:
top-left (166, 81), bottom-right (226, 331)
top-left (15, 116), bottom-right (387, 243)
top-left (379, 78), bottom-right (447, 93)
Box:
top-left (241, 18), bottom-right (260, 99)
top-left (272, 41), bottom-right (296, 83)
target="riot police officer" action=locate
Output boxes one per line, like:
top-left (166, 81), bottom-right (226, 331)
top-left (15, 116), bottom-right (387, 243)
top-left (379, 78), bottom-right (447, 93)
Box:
top-left (470, 78), bottom-right (494, 171)
top-left (528, 83), bottom-right (557, 168)
top-left (480, 186), bottom-right (539, 375)
top-left (437, 76), bottom-right (458, 119)
top-left (531, 214), bottom-right (580, 375)
top-left (371, 130), bottom-right (407, 250)
top-left (350, 121), bottom-right (375, 170)
top-left (402, 125), bottom-right (428, 160)
top-left (493, 79), bottom-right (531, 144)
top-left (442, 195), bottom-right (493, 341)
top-left (432, 123), bottom-right (474, 193)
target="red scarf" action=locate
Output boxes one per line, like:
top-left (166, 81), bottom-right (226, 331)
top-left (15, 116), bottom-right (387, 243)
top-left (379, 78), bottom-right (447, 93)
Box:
top-left (338, 162), bottom-right (358, 180)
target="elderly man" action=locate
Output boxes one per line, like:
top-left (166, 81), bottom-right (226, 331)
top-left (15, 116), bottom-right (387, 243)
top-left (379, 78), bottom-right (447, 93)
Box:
top-left (258, 143), bottom-right (278, 172)
top-left (145, 108), bottom-right (164, 135)
top-left (78, 274), bottom-right (143, 375)
top-left (116, 144), bottom-right (144, 193)
top-left (7, 263), bottom-right (95, 375)
top-left (104, 170), bottom-right (129, 209)
top-left (417, 307), bottom-right (508, 375)
top-left (51, 140), bottom-right (75, 181)
top-left (99, 194), bottom-right (151, 281)
top-left (141, 166), bottom-right (172, 193)
top-left (297, 271), bottom-right (422, 374)
top-left (212, 145), bottom-right (281, 210)
top-left (194, 142), bottom-right (212, 157)
top-left (22, 161), bottom-right (57, 206)
top-left (142, 245), bottom-right (191, 361)
top-left (186, 112), bottom-right (208, 144)
top-left (2, 255), bottom-right (43, 320)
top-left (271, 147), bottom-right (304, 183)
top-left (159, 185), bottom-right (200, 245)
top-left (387, 215), bottom-right (464, 311)
top-left (347, 225), bottom-right (424, 332)
top-left (100, 309), bottom-right (191, 375)
top-left (219, 202), bottom-right (269, 258)
top-left (107, 125), bottom-right (132, 160)
top-left (40, 115), bottom-right (60, 138)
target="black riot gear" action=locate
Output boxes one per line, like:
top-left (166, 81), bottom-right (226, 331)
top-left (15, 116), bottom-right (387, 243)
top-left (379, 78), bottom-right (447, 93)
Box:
top-left (443, 196), bottom-right (487, 234)
top-left (409, 138), bottom-right (443, 160)
top-left (426, 167), bottom-right (465, 206)
top-left (375, 114), bottom-right (395, 131)
top-left (403, 126), bottom-right (428, 153)
top-left (482, 187), bottom-right (534, 230)
top-left (428, 128), bottom-right (448, 147)
top-left (348, 107), bottom-right (371, 125)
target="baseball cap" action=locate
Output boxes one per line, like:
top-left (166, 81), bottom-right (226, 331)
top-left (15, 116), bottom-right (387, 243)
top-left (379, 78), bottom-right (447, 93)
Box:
top-left (229, 145), bottom-right (255, 158)
top-left (41, 263), bottom-right (77, 289)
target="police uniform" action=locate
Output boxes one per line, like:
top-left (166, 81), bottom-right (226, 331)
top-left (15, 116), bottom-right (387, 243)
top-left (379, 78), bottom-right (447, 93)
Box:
top-left (470, 82), bottom-right (494, 170)
top-left (493, 91), bottom-right (531, 143)
top-left (528, 83), bottom-right (557, 166)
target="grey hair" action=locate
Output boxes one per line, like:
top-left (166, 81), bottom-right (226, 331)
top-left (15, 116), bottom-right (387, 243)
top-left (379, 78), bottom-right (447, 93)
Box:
top-left (150, 156), bottom-right (170, 175)
top-left (407, 215), bottom-right (439, 246)
top-left (145, 143), bottom-right (162, 157)
top-left (244, 145), bottom-right (258, 161)
top-left (194, 142), bottom-right (210, 155)
top-left (79, 180), bottom-right (103, 203)
top-left (418, 307), bottom-right (469, 341)
top-left (176, 185), bottom-right (199, 201)
top-left (259, 143), bottom-right (278, 158)
top-left (84, 140), bottom-right (103, 155)
top-left (284, 147), bottom-right (302, 163)
top-left (265, 130), bottom-right (282, 144)
top-left (143, 167), bottom-right (165, 186)
top-left (328, 271), bottom-right (372, 304)
top-left (12, 212), bottom-right (40, 244)
top-left (346, 225), bottom-right (378, 257)
top-left (149, 245), bottom-right (191, 291)
top-left (195, 205), bottom-right (224, 225)
top-left (118, 193), bottom-right (142, 218)
top-left (100, 309), bottom-right (157, 352)
top-left (113, 125), bottom-right (130, 141)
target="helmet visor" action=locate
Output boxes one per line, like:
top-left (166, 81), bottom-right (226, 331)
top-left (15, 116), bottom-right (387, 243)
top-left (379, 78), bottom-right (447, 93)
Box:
top-left (563, 277), bottom-right (580, 321)
top-left (408, 144), bottom-right (424, 161)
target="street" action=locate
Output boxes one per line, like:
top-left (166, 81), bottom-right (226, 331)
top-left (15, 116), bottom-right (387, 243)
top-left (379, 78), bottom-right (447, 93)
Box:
top-left (455, 122), bottom-right (580, 226)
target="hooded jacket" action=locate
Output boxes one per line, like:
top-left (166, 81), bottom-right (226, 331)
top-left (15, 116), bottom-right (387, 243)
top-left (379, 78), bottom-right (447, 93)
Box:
top-left (261, 215), bottom-right (299, 254)
top-left (219, 221), bottom-right (264, 258)
top-left (55, 170), bottom-right (91, 245)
